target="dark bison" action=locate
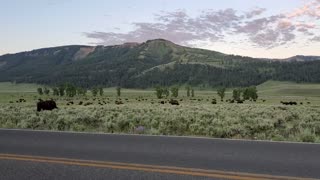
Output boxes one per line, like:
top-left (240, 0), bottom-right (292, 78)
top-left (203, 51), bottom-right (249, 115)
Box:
top-left (280, 101), bottom-right (297, 105)
top-left (115, 100), bottom-right (124, 105)
top-left (37, 99), bottom-right (58, 111)
top-left (19, 98), bottom-right (26, 103)
top-left (84, 102), bottom-right (93, 106)
top-left (169, 99), bottom-right (179, 105)
top-left (237, 100), bottom-right (244, 104)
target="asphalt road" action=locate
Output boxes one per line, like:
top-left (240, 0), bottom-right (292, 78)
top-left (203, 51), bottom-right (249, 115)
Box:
top-left (0, 129), bottom-right (319, 180)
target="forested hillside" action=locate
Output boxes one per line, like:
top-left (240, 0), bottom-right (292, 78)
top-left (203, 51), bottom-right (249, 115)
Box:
top-left (0, 39), bottom-right (319, 88)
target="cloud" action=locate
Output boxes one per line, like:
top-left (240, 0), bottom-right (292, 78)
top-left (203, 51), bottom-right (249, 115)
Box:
top-left (237, 15), bottom-right (284, 33)
top-left (85, 3), bottom-right (320, 49)
top-left (85, 9), bottom-right (241, 46)
top-left (232, 14), bottom-right (299, 48)
top-left (287, 0), bottom-right (320, 19)
top-left (287, 4), bottom-right (310, 18)
top-left (311, 36), bottom-right (320, 41)
top-left (296, 22), bottom-right (316, 29)
top-left (278, 20), bottom-right (293, 29)
top-left (245, 7), bottom-right (266, 19)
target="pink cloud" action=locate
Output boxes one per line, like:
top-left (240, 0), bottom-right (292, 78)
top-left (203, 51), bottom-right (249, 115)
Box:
top-left (287, 4), bottom-right (310, 18)
top-left (287, 0), bottom-right (320, 19)
top-left (278, 20), bottom-right (293, 29)
top-left (296, 22), bottom-right (316, 29)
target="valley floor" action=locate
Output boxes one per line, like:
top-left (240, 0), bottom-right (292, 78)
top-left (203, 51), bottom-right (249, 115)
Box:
top-left (0, 81), bottom-right (320, 143)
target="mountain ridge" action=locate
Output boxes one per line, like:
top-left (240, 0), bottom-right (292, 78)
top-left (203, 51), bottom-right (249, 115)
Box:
top-left (1, 39), bottom-right (319, 61)
top-left (0, 39), bottom-right (320, 88)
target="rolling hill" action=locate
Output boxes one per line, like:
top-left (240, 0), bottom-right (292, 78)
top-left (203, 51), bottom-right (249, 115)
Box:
top-left (284, 55), bottom-right (320, 62)
top-left (0, 39), bottom-right (320, 88)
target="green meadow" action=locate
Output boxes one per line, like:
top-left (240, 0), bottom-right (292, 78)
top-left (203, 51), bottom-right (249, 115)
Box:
top-left (0, 81), bottom-right (320, 143)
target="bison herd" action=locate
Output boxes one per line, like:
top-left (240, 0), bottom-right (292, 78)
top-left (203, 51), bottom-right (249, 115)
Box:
top-left (9, 98), bottom-right (26, 104)
top-left (158, 99), bottom-right (180, 105)
top-left (280, 101), bottom-right (297, 105)
top-left (28, 97), bottom-right (313, 112)
top-left (280, 101), bottom-right (301, 105)
top-left (280, 101), bottom-right (311, 105)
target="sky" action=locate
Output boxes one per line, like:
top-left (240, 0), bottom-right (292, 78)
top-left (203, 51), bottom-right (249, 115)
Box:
top-left (1, 0), bottom-right (320, 58)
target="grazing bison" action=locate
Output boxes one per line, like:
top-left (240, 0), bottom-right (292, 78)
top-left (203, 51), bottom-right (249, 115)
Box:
top-left (18, 98), bottom-right (26, 103)
top-left (37, 99), bottom-right (57, 111)
top-left (84, 102), bottom-right (93, 106)
top-left (115, 100), bottom-right (123, 105)
top-left (237, 100), bottom-right (244, 104)
top-left (169, 99), bottom-right (179, 105)
top-left (280, 101), bottom-right (297, 105)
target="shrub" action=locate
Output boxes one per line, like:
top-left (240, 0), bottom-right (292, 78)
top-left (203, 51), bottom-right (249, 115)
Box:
top-left (170, 86), bottom-right (179, 98)
top-left (1, 99), bottom-right (320, 143)
top-left (37, 88), bottom-right (43, 95)
top-left (300, 130), bottom-right (316, 143)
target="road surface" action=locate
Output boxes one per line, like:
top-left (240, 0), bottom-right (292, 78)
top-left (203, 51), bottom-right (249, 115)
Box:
top-left (0, 129), bottom-right (319, 180)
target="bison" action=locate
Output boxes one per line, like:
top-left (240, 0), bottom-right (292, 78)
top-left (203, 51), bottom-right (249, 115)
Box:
top-left (237, 100), bottom-right (244, 104)
top-left (115, 100), bottom-right (124, 105)
top-left (84, 102), bottom-right (93, 106)
top-left (37, 99), bottom-right (57, 112)
top-left (169, 99), bottom-right (179, 105)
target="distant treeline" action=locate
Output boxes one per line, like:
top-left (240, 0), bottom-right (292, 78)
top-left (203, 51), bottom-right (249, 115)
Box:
top-left (9, 60), bottom-right (319, 89)
top-left (4, 60), bottom-right (320, 89)
top-left (37, 83), bottom-right (103, 97)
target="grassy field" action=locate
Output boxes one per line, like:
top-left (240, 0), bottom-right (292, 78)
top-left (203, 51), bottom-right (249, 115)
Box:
top-left (257, 81), bottom-right (320, 104)
top-left (0, 82), bottom-right (39, 93)
top-left (0, 81), bottom-right (320, 143)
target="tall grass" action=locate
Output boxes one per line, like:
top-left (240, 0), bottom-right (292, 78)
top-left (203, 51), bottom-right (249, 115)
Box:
top-left (1, 102), bottom-right (319, 142)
